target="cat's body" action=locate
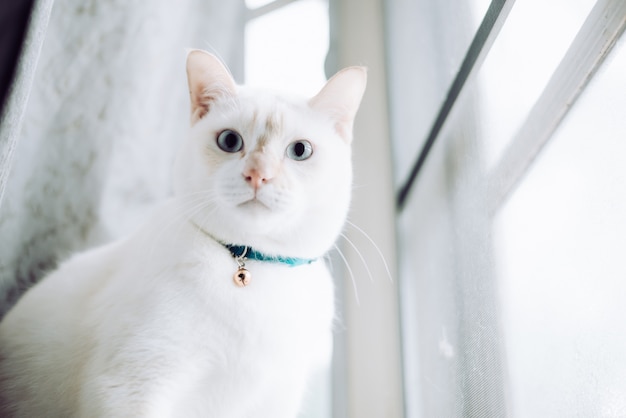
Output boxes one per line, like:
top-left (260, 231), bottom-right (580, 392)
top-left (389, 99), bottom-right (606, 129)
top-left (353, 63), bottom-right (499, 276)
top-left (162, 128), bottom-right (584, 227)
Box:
top-left (0, 51), bottom-right (366, 417)
top-left (0, 202), bottom-right (334, 417)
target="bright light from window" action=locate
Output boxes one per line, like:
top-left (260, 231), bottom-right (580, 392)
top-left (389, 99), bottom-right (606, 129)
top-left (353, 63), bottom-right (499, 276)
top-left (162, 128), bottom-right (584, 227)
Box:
top-left (244, 0), bottom-right (329, 97)
top-left (245, 0), bottom-right (274, 9)
top-left (478, 0), bottom-right (596, 167)
top-left (494, 36), bottom-right (626, 417)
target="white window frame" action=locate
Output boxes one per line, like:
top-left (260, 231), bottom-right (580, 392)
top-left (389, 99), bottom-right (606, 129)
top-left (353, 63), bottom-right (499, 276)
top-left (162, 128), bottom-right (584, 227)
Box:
top-left (390, 0), bottom-right (626, 416)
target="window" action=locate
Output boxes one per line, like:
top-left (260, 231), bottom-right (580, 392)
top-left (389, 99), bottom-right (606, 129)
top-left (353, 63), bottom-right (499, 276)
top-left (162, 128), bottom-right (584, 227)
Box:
top-left (244, 0), bottom-right (329, 95)
top-left (388, 0), bottom-right (626, 416)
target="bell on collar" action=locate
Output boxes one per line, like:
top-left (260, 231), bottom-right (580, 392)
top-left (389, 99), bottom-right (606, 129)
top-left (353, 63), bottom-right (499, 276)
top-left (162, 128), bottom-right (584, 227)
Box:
top-left (233, 267), bottom-right (251, 287)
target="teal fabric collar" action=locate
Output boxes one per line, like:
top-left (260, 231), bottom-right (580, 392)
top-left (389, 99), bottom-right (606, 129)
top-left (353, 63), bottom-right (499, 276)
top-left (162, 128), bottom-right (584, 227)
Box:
top-left (224, 244), bottom-right (316, 267)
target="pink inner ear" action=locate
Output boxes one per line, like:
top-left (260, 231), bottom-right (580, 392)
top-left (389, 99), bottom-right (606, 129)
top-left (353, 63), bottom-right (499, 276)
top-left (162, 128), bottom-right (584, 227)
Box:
top-left (190, 84), bottom-right (231, 124)
top-left (186, 50), bottom-right (237, 124)
top-left (191, 90), bottom-right (217, 123)
top-left (308, 66), bottom-right (367, 142)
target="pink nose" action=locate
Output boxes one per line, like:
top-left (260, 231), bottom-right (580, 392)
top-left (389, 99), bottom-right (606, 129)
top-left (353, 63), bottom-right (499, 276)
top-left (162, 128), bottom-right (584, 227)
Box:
top-left (243, 168), bottom-right (271, 189)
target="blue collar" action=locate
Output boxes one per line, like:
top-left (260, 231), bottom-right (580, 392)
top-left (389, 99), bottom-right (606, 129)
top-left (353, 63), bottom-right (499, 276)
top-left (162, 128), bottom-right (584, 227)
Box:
top-left (224, 244), bottom-right (316, 267)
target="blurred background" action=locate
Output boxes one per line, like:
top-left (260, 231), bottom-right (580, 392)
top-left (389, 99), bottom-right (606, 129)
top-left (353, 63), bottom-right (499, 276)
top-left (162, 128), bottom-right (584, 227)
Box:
top-left (1, 0), bottom-right (626, 416)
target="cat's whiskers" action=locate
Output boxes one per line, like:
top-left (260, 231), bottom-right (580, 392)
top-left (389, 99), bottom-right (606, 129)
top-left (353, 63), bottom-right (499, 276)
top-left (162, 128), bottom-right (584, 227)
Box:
top-left (193, 198), bottom-right (222, 244)
top-left (179, 191), bottom-right (220, 226)
top-left (345, 220), bottom-right (392, 282)
top-left (177, 197), bottom-right (221, 251)
top-left (339, 232), bottom-right (374, 283)
top-left (333, 243), bottom-right (360, 305)
top-left (147, 190), bottom-right (218, 257)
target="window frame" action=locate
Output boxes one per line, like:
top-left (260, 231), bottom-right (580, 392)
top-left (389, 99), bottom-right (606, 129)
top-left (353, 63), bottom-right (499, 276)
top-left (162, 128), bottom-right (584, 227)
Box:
top-left (390, 0), bottom-right (626, 417)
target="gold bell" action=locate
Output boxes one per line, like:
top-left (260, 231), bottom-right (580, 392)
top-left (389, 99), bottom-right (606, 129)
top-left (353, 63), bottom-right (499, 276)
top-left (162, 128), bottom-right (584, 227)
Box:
top-left (233, 267), bottom-right (251, 287)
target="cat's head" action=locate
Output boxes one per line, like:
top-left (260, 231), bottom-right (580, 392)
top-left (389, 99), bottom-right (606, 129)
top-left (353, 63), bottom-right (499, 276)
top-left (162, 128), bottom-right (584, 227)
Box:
top-left (173, 50), bottom-right (366, 259)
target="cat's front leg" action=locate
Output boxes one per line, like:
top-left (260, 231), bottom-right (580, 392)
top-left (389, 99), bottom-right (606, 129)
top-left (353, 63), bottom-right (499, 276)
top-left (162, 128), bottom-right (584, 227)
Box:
top-left (79, 370), bottom-right (207, 417)
top-left (77, 343), bottom-right (207, 417)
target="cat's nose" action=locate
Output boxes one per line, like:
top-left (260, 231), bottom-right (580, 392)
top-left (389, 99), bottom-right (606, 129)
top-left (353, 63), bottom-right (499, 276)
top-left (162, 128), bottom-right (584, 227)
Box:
top-left (243, 168), bottom-right (272, 190)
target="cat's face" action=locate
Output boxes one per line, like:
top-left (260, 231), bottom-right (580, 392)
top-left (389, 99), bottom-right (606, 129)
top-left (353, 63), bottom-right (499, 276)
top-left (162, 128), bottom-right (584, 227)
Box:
top-left (174, 51), bottom-right (366, 258)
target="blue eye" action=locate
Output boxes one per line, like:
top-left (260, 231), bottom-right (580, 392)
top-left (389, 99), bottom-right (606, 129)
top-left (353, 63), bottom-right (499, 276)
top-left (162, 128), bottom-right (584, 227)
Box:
top-left (286, 140), bottom-right (313, 161)
top-left (217, 130), bottom-right (244, 153)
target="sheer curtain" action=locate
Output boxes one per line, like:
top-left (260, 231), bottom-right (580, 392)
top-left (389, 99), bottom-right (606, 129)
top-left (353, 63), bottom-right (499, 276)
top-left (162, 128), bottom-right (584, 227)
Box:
top-left (0, 0), bottom-right (245, 316)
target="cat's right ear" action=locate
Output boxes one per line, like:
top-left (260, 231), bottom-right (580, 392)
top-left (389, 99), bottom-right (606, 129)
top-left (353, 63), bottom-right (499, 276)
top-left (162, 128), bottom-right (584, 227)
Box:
top-left (186, 50), bottom-right (237, 124)
top-left (309, 66), bottom-right (367, 143)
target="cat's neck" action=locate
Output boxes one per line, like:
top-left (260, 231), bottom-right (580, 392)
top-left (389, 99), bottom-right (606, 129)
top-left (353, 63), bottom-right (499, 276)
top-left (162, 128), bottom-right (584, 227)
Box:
top-left (187, 218), bottom-right (316, 265)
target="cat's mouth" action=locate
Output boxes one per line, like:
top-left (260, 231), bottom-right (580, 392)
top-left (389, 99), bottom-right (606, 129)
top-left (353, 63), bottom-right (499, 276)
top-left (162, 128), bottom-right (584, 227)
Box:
top-left (238, 198), bottom-right (271, 211)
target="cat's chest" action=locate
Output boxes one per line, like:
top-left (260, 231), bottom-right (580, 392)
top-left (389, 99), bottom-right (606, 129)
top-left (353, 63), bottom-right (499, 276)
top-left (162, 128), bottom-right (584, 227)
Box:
top-left (129, 239), bottom-right (333, 344)
top-left (112, 218), bottom-right (334, 368)
top-left (191, 253), bottom-right (331, 328)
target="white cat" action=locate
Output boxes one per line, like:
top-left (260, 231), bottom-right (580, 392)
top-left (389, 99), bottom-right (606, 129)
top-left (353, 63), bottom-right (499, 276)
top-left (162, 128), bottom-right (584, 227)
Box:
top-left (0, 50), bottom-right (366, 417)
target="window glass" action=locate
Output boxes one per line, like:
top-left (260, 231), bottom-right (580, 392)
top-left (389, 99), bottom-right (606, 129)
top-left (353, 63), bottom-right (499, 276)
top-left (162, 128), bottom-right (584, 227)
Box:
top-left (397, 135), bottom-right (470, 417)
top-left (478, 0), bottom-right (595, 167)
top-left (494, 37), bottom-right (626, 417)
top-left (397, 78), bottom-right (507, 417)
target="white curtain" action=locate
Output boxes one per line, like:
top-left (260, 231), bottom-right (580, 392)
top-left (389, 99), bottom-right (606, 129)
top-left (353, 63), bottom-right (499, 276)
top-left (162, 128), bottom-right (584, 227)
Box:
top-left (0, 0), bottom-right (245, 316)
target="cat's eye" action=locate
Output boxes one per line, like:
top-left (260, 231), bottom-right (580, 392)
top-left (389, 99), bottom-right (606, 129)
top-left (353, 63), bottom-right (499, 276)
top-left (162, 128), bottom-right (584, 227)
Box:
top-left (286, 140), bottom-right (313, 161)
top-left (217, 130), bottom-right (244, 153)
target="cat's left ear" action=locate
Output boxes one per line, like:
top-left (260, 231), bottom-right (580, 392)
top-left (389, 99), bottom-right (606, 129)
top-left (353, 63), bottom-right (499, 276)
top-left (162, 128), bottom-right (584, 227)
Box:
top-left (309, 66), bottom-right (367, 143)
top-left (186, 50), bottom-right (237, 124)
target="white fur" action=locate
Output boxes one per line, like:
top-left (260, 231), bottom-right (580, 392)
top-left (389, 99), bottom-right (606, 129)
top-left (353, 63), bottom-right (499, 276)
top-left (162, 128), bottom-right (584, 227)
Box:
top-left (0, 51), bottom-right (366, 417)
